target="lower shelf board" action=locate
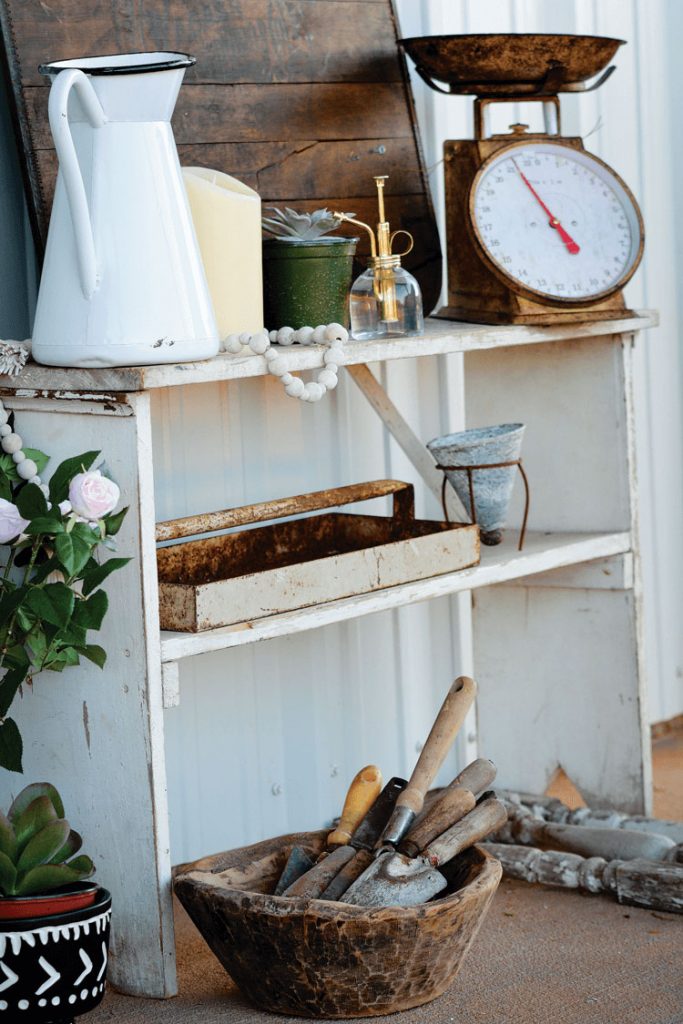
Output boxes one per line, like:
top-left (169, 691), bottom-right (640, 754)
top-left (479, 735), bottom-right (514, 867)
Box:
top-left (159, 529), bottom-right (631, 664)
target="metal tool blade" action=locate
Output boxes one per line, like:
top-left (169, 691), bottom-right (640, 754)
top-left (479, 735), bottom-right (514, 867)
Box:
top-left (273, 846), bottom-right (315, 896)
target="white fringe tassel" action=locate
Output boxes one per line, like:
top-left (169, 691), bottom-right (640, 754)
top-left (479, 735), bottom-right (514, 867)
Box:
top-left (0, 340), bottom-right (31, 377)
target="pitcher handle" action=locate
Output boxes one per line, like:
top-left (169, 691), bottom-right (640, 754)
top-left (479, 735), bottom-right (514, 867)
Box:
top-left (48, 68), bottom-right (107, 299)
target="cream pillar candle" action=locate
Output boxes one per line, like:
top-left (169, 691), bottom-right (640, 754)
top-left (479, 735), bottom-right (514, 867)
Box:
top-left (182, 167), bottom-right (264, 337)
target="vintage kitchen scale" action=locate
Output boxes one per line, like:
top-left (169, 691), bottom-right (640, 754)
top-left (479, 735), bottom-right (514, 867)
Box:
top-left (156, 480), bottom-right (479, 632)
top-left (400, 33), bottom-right (645, 325)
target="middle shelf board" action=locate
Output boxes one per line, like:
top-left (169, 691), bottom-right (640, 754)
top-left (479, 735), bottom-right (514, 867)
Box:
top-left (0, 311), bottom-right (656, 396)
top-left (160, 528), bottom-right (631, 664)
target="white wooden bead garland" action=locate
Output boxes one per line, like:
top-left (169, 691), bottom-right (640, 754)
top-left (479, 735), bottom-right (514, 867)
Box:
top-left (0, 398), bottom-right (47, 494)
top-left (219, 323), bottom-right (348, 403)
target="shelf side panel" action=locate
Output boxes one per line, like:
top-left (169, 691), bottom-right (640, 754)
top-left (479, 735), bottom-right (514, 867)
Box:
top-left (1, 394), bottom-right (176, 997)
top-left (473, 584), bottom-right (651, 814)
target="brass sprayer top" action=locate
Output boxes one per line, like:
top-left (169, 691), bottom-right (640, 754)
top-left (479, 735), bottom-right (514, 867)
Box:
top-left (334, 176), bottom-right (414, 270)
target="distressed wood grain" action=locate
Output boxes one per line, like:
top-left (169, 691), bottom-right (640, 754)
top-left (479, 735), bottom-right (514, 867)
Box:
top-left (7, 1), bottom-right (401, 87)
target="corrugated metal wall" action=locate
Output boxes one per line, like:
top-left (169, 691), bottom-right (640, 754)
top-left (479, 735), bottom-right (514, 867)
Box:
top-left (397, 0), bottom-right (683, 731)
top-left (0, 1), bottom-right (680, 864)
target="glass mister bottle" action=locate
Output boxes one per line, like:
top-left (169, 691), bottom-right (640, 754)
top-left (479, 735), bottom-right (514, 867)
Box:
top-left (334, 176), bottom-right (424, 341)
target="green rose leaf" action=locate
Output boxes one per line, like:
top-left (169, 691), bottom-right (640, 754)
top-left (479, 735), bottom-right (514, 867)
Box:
top-left (25, 515), bottom-right (65, 536)
top-left (22, 449), bottom-right (49, 475)
top-left (82, 644), bottom-right (107, 669)
top-left (81, 557), bottom-right (130, 596)
top-left (0, 662), bottom-right (30, 718)
top-left (74, 589), bottom-right (108, 631)
top-left (0, 851), bottom-right (17, 896)
top-left (103, 506), bottom-right (129, 537)
top-left (25, 625), bottom-right (48, 664)
top-left (0, 588), bottom-right (24, 623)
top-left (15, 483), bottom-right (48, 520)
top-left (54, 531), bottom-right (93, 578)
top-left (0, 718), bottom-right (23, 773)
top-left (15, 604), bottom-right (37, 634)
top-left (0, 470), bottom-right (11, 502)
top-left (0, 454), bottom-right (19, 483)
top-left (25, 583), bottom-right (75, 629)
top-left (48, 450), bottom-right (100, 504)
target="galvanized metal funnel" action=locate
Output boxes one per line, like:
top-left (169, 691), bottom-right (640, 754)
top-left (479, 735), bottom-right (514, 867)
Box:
top-left (427, 423), bottom-right (525, 545)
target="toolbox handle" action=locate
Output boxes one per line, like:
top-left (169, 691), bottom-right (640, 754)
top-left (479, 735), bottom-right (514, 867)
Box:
top-left (155, 479), bottom-right (415, 543)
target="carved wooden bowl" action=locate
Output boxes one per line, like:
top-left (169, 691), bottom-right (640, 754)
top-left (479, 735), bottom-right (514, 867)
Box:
top-left (399, 33), bottom-right (624, 95)
top-left (174, 830), bottom-right (501, 1018)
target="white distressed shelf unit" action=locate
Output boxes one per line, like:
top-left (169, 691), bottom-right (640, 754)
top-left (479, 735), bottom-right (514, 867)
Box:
top-left (0, 309), bottom-right (656, 1002)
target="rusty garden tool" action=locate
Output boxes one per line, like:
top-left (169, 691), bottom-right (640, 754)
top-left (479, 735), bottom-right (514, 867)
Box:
top-left (374, 676), bottom-right (478, 857)
top-left (282, 777), bottom-right (404, 899)
top-left (320, 770), bottom-right (481, 902)
top-left (326, 765), bottom-right (383, 849)
top-left (344, 796), bottom-right (507, 908)
top-left (400, 756), bottom-right (496, 857)
top-left (273, 847), bottom-right (316, 897)
top-left (274, 765), bottom-right (382, 895)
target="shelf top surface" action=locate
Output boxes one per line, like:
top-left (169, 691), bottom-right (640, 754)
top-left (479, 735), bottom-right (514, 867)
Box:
top-left (0, 311), bottom-right (657, 396)
top-left (160, 528), bottom-right (631, 663)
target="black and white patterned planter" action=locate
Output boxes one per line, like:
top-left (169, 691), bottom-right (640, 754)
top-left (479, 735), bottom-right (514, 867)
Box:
top-left (0, 887), bottom-right (111, 1023)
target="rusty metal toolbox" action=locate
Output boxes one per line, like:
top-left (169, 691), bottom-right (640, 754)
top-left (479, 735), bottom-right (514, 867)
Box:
top-left (155, 480), bottom-right (480, 632)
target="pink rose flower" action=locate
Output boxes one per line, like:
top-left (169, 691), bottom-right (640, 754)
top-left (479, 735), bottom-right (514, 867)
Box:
top-left (68, 470), bottom-right (120, 520)
top-left (0, 498), bottom-right (30, 544)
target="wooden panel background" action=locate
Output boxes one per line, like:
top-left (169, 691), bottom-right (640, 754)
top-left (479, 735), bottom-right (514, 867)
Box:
top-left (0, 0), bottom-right (442, 312)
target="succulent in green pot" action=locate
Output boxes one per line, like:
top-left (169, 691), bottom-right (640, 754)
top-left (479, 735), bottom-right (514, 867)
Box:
top-left (0, 782), bottom-right (113, 1022)
top-left (0, 782), bottom-right (94, 899)
top-left (262, 207), bottom-right (358, 331)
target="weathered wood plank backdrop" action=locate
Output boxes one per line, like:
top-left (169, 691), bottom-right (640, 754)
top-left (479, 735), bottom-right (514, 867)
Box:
top-left (0, 0), bottom-right (442, 311)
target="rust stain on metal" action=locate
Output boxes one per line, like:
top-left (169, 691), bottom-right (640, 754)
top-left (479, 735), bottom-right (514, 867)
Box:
top-left (398, 33), bottom-right (624, 96)
top-left (156, 480), bottom-right (480, 632)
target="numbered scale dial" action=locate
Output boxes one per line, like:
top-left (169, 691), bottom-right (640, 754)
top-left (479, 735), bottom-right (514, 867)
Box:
top-left (470, 141), bottom-right (644, 304)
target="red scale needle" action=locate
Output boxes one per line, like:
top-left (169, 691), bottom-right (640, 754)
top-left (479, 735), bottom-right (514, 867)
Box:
top-left (512, 158), bottom-right (580, 255)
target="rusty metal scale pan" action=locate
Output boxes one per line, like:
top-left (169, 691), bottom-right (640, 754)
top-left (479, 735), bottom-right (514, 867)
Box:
top-left (398, 33), bottom-right (624, 96)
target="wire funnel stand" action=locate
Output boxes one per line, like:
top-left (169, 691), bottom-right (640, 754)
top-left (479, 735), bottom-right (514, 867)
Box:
top-left (427, 424), bottom-right (530, 550)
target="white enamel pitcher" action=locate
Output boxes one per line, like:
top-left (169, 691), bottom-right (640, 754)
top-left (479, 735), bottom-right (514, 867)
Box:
top-left (32, 52), bottom-right (219, 368)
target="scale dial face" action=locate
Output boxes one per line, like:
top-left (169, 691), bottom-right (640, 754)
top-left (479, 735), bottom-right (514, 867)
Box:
top-left (469, 141), bottom-right (644, 304)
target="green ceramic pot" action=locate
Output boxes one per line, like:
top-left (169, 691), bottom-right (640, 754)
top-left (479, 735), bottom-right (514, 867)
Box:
top-left (262, 237), bottom-right (358, 330)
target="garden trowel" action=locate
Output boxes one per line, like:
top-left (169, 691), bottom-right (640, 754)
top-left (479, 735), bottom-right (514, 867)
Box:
top-left (343, 795), bottom-right (508, 908)
top-left (275, 764), bottom-right (382, 896)
top-left (372, 676), bottom-right (478, 856)
top-left (282, 775), bottom-right (404, 899)
top-left (321, 756), bottom-right (497, 901)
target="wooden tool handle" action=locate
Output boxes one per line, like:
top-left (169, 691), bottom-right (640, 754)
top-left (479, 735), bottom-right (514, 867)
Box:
top-left (424, 797), bottom-right (507, 866)
top-left (397, 676), bottom-right (477, 817)
top-left (327, 766), bottom-right (383, 848)
top-left (448, 758), bottom-right (496, 797)
top-left (283, 845), bottom-right (355, 899)
top-left (399, 787), bottom-right (476, 858)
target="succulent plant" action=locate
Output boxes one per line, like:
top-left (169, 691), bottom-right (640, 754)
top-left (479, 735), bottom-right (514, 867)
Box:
top-left (262, 206), bottom-right (355, 240)
top-left (0, 782), bottom-right (94, 897)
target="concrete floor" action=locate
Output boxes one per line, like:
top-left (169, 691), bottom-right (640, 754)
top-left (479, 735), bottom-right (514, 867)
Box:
top-left (90, 735), bottom-right (683, 1024)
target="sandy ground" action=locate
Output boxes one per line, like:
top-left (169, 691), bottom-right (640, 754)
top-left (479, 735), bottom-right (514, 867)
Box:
top-left (89, 733), bottom-right (683, 1024)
